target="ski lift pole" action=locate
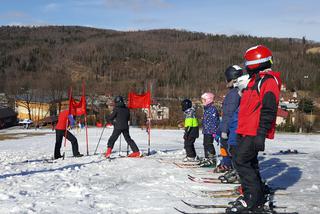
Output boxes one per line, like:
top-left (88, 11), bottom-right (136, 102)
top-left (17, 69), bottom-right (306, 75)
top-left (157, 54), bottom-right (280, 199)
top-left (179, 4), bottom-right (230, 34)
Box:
top-left (94, 124), bottom-right (106, 155)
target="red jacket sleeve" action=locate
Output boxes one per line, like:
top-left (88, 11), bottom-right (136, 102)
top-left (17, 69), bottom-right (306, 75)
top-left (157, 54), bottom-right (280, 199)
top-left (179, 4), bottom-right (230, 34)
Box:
top-left (257, 78), bottom-right (279, 136)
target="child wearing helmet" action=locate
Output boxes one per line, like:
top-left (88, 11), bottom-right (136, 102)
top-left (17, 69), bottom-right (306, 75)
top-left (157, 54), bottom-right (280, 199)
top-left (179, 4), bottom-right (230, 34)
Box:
top-left (226, 45), bottom-right (282, 214)
top-left (215, 65), bottom-right (243, 173)
top-left (199, 92), bottom-right (220, 167)
top-left (217, 73), bottom-right (250, 183)
top-left (181, 99), bottom-right (199, 162)
top-left (105, 96), bottom-right (140, 158)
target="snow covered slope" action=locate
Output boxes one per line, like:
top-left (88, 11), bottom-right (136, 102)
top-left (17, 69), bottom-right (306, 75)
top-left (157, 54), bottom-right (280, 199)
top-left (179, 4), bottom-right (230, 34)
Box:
top-left (0, 127), bottom-right (319, 213)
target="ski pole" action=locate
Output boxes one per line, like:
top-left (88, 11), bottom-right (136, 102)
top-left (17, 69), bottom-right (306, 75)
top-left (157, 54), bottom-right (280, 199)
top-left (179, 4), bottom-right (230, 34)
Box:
top-left (118, 135), bottom-right (122, 156)
top-left (94, 124), bottom-right (106, 155)
top-left (127, 143), bottom-right (129, 156)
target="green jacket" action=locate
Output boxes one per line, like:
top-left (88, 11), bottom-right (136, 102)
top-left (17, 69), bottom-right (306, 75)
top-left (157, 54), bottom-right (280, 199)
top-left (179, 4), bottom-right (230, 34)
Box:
top-left (184, 107), bottom-right (199, 138)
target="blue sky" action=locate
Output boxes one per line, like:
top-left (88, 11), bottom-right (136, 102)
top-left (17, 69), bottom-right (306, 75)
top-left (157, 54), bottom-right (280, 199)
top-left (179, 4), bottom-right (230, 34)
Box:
top-left (1, 0), bottom-right (320, 42)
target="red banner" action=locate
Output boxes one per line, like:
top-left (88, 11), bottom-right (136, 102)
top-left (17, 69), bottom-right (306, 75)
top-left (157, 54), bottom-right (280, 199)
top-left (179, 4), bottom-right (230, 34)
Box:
top-left (69, 96), bottom-right (86, 116)
top-left (128, 91), bottom-right (151, 109)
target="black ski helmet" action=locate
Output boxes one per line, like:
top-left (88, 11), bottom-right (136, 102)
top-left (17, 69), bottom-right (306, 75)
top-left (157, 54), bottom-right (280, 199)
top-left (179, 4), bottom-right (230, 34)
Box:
top-left (181, 99), bottom-right (192, 112)
top-left (114, 96), bottom-right (124, 104)
top-left (225, 65), bottom-right (243, 82)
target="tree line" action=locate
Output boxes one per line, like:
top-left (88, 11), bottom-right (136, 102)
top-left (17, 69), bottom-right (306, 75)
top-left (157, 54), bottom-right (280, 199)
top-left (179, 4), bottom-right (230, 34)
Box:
top-left (0, 26), bottom-right (319, 128)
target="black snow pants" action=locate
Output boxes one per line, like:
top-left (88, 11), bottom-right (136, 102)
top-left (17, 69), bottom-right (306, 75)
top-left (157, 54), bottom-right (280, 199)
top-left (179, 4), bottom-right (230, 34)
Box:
top-left (184, 136), bottom-right (197, 158)
top-left (54, 130), bottom-right (80, 158)
top-left (203, 134), bottom-right (216, 158)
top-left (107, 128), bottom-right (139, 152)
top-left (233, 135), bottom-right (265, 209)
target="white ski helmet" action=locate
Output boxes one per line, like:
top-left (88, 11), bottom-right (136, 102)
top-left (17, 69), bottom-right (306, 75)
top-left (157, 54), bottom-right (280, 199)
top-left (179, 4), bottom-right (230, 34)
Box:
top-left (233, 74), bottom-right (250, 92)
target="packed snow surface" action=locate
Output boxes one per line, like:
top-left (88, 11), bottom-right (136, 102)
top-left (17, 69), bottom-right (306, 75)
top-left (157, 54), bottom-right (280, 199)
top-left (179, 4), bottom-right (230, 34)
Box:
top-left (0, 127), bottom-right (319, 214)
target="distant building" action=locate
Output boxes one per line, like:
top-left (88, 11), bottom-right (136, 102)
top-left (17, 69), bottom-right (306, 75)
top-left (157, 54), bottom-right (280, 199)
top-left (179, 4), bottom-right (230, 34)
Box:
top-left (150, 104), bottom-right (169, 120)
top-left (0, 93), bottom-right (9, 107)
top-left (15, 96), bottom-right (69, 121)
top-left (0, 107), bottom-right (18, 129)
top-left (279, 101), bottom-right (299, 112)
top-left (276, 108), bottom-right (289, 125)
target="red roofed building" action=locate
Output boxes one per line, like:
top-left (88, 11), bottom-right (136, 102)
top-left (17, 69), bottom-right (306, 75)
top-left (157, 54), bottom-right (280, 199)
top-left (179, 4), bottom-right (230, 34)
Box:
top-left (276, 108), bottom-right (289, 125)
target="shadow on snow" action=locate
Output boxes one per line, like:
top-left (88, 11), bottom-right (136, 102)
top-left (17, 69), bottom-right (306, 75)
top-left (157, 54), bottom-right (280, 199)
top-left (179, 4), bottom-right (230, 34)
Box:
top-left (259, 157), bottom-right (302, 190)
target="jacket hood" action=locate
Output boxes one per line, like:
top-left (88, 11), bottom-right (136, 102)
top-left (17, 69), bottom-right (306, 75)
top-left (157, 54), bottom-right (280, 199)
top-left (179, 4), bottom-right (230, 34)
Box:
top-left (260, 70), bottom-right (282, 90)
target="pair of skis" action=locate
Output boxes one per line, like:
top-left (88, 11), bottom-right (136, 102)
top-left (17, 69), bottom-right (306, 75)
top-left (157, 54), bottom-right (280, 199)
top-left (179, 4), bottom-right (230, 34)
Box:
top-left (200, 188), bottom-right (288, 199)
top-left (174, 162), bottom-right (201, 168)
top-left (188, 174), bottom-right (240, 184)
top-left (173, 162), bottom-right (215, 168)
top-left (105, 153), bottom-right (145, 161)
top-left (175, 200), bottom-right (297, 214)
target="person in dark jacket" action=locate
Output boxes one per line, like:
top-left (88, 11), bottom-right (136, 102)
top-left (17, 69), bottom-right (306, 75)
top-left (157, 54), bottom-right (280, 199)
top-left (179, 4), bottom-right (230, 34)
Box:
top-left (227, 74), bottom-right (250, 154)
top-left (216, 65), bottom-right (243, 173)
top-left (199, 92), bottom-right (219, 167)
top-left (181, 99), bottom-right (199, 162)
top-left (219, 74), bottom-right (250, 183)
top-left (105, 96), bottom-right (140, 158)
top-left (54, 110), bottom-right (83, 159)
top-left (226, 45), bottom-right (281, 214)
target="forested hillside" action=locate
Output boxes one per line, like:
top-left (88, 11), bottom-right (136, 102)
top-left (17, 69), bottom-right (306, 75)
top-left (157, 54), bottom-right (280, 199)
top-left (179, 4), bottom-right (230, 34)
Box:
top-left (0, 26), bottom-right (319, 99)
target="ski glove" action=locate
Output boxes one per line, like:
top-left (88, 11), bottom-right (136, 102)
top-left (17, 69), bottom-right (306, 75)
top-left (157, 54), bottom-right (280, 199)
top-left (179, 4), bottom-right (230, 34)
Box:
top-left (254, 135), bottom-right (265, 152)
top-left (183, 133), bottom-right (190, 141)
top-left (68, 114), bottom-right (76, 127)
top-left (228, 145), bottom-right (237, 157)
top-left (221, 132), bottom-right (228, 140)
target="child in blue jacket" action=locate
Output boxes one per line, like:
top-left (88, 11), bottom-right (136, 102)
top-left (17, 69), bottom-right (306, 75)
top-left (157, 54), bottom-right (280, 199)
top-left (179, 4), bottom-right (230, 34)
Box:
top-left (199, 92), bottom-right (220, 167)
top-left (216, 65), bottom-right (243, 173)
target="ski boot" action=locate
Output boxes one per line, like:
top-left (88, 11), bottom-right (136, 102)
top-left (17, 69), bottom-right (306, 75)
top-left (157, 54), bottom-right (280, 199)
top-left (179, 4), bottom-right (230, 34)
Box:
top-left (228, 195), bottom-right (244, 206)
top-left (226, 199), bottom-right (265, 213)
top-left (74, 153), bottom-right (84, 158)
top-left (183, 156), bottom-right (200, 163)
top-left (105, 148), bottom-right (112, 158)
top-left (226, 198), bottom-right (250, 213)
top-left (218, 169), bottom-right (239, 183)
top-left (213, 164), bottom-right (232, 173)
top-left (234, 185), bottom-right (244, 195)
top-left (199, 157), bottom-right (216, 167)
top-left (128, 151), bottom-right (141, 158)
top-left (54, 154), bottom-right (63, 160)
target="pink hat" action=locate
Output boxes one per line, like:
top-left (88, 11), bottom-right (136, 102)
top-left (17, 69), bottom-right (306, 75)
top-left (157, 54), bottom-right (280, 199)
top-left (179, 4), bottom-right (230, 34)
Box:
top-left (201, 92), bottom-right (214, 105)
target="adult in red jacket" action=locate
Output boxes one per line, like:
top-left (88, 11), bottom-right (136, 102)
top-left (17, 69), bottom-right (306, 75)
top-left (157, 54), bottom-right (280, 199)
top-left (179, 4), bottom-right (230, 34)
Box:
top-left (226, 45), bottom-right (281, 214)
top-left (54, 110), bottom-right (83, 159)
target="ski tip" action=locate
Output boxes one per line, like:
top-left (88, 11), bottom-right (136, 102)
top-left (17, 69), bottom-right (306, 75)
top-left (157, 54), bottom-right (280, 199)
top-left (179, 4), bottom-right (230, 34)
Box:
top-left (174, 207), bottom-right (188, 214)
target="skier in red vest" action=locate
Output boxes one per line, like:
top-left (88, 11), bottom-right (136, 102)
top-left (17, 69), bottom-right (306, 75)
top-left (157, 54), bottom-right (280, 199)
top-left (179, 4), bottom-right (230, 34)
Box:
top-left (54, 110), bottom-right (83, 159)
top-left (226, 45), bottom-right (281, 213)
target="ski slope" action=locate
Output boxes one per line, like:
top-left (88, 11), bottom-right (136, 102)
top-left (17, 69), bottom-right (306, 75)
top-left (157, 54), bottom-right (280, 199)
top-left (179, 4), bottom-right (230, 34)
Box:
top-left (0, 127), bottom-right (319, 214)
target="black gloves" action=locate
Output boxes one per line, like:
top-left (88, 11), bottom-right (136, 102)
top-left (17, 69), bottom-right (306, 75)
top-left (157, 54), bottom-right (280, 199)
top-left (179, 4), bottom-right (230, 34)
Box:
top-left (255, 134), bottom-right (266, 152)
top-left (183, 134), bottom-right (187, 140)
